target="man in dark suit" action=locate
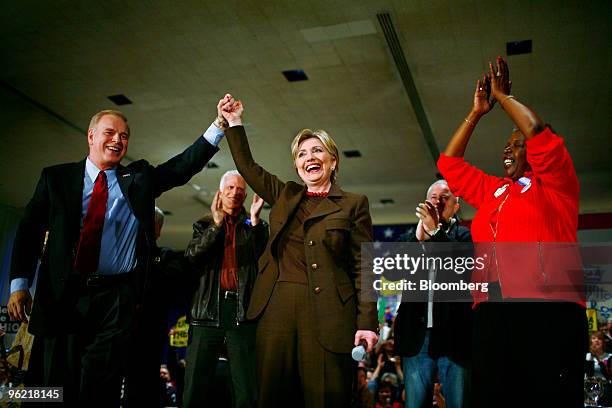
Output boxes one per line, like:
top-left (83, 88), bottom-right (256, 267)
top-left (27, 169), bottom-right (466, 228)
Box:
top-left (393, 180), bottom-right (472, 408)
top-left (7, 103), bottom-right (227, 405)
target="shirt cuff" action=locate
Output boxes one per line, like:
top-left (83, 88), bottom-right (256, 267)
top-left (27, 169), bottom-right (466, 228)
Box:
top-left (202, 122), bottom-right (225, 147)
top-left (10, 278), bottom-right (29, 293)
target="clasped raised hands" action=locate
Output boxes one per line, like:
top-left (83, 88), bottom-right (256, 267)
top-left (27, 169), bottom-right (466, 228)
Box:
top-left (217, 93), bottom-right (244, 127)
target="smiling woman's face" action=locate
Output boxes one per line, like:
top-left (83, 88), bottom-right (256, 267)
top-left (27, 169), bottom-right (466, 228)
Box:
top-left (294, 137), bottom-right (337, 189)
top-left (502, 131), bottom-right (531, 180)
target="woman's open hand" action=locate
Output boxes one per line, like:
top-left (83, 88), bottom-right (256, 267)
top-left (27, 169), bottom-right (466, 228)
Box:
top-left (489, 56), bottom-right (512, 101)
top-left (472, 75), bottom-right (495, 116)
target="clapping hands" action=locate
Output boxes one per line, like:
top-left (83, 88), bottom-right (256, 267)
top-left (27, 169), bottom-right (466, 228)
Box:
top-left (211, 190), bottom-right (224, 227)
top-left (250, 193), bottom-right (264, 226)
top-left (472, 74), bottom-right (495, 116)
top-left (415, 200), bottom-right (440, 237)
top-left (488, 56), bottom-right (512, 101)
top-left (471, 56), bottom-right (512, 117)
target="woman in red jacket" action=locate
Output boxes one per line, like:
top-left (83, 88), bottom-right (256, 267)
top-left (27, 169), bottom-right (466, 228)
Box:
top-left (437, 57), bottom-right (586, 407)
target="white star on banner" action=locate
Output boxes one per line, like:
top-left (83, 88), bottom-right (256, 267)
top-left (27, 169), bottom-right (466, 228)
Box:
top-left (384, 228), bottom-right (394, 238)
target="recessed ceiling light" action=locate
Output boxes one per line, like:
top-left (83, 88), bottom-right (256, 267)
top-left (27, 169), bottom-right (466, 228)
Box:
top-left (107, 94), bottom-right (132, 105)
top-left (343, 150), bottom-right (362, 158)
top-left (282, 70), bottom-right (308, 82)
top-left (506, 40), bottom-right (532, 56)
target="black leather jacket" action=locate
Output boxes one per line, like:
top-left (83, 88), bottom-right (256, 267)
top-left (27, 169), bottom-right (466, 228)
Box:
top-left (392, 220), bottom-right (473, 364)
top-left (185, 209), bottom-right (268, 326)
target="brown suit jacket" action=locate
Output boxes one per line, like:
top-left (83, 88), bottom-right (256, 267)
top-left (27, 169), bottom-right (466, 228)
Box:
top-left (226, 126), bottom-right (378, 353)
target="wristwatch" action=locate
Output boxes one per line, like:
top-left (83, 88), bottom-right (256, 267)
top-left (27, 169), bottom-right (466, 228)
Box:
top-left (424, 225), bottom-right (440, 237)
top-left (213, 116), bottom-right (228, 130)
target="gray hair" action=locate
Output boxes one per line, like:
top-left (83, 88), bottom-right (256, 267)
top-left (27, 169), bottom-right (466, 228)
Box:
top-left (426, 179), bottom-right (460, 205)
top-left (426, 179), bottom-right (450, 198)
top-left (154, 206), bottom-right (165, 227)
top-left (219, 170), bottom-right (243, 190)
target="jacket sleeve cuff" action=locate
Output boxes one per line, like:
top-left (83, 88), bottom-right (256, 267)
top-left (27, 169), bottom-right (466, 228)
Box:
top-left (10, 278), bottom-right (29, 293)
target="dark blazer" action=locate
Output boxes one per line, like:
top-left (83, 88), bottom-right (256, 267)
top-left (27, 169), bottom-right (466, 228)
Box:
top-left (10, 136), bottom-right (218, 336)
top-left (392, 222), bottom-right (473, 365)
top-left (225, 125), bottom-right (378, 353)
top-left (185, 210), bottom-right (269, 326)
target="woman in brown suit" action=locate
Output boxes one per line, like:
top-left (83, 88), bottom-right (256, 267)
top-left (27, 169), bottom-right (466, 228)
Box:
top-left (220, 95), bottom-right (379, 407)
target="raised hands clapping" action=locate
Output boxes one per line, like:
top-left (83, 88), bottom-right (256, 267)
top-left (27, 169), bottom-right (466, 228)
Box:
top-left (211, 190), bottom-right (224, 227)
top-left (488, 56), bottom-right (512, 102)
top-left (472, 56), bottom-right (512, 117)
top-left (472, 74), bottom-right (495, 116)
top-left (250, 193), bottom-right (264, 226)
top-left (415, 200), bottom-right (440, 239)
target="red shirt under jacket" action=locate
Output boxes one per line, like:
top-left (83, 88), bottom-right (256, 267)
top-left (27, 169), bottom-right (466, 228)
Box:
top-left (437, 127), bottom-right (584, 305)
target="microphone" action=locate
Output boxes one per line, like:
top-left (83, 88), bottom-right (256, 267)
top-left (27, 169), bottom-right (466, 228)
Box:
top-left (352, 340), bottom-right (368, 361)
top-left (352, 334), bottom-right (384, 362)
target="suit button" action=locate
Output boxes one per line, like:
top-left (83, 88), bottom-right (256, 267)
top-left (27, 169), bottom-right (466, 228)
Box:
top-left (311, 263), bottom-right (318, 270)
top-left (308, 240), bottom-right (314, 246)
top-left (314, 287), bottom-right (322, 294)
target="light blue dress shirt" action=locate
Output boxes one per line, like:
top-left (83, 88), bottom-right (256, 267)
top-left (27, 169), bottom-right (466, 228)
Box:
top-left (83, 159), bottom-right (139, 275)
top-left (10, 122), bottom-right (224, 293)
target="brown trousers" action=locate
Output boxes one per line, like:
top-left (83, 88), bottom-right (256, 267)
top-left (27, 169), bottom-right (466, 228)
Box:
top-left (255, 282), bottom-right (355, 408)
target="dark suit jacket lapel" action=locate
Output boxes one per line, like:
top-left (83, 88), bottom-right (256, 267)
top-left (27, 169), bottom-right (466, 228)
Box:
top-left (116, 164), bottom-right (134, 195)
top-left (63, 160), bottom-right (86, 236)
top-left (268, 184), bottom-right (305, 249)
top-left (304, 183), bottom-right (343, 226)
top-left (116, 164), bottom-right (136, 211)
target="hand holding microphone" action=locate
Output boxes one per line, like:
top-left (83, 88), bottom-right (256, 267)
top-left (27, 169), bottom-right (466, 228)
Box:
top-left (352, 329), bottom-right (380, 361)
top-left (351, 340), bottom-right (369, 361)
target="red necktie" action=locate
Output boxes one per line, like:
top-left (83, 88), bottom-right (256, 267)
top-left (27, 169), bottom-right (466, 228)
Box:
top-left (74, 171), bottom-right (108, 279)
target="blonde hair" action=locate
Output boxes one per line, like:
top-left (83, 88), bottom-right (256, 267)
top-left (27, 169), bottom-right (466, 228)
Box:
top-left (290, 129), bottom-right (340, 183)
top-left (89, 110), bottom-right (130, 135)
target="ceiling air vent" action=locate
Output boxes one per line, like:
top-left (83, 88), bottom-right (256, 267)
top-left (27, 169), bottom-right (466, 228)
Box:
top-left (506, 40), bottom-right (532, 56)
top-left (343, 150), bottom-right (362, 158)
top-left (107, 94), bottom-right (132, 105)
top-left (282, 70), bottom-right (308, 82)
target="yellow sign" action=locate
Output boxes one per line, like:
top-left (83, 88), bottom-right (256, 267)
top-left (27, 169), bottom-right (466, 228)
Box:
top-left (587, 309), bottom-right (598, 332)
top-left (380, 276), bottom-right (403, 296)
top-left (169, 315), bottom-right (189, 347)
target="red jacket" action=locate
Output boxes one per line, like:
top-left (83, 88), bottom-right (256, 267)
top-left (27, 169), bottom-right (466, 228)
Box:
top-left (437, 128), bottom-right (584, 305)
